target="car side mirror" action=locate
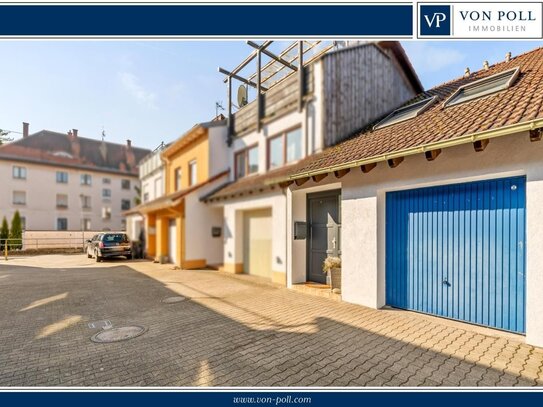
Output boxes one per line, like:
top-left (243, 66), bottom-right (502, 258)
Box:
top-left (86, 239), bottom-right (92, 243)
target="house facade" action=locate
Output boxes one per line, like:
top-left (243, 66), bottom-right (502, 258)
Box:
top-left (278, 47), bottom-right (543, 347)
top-left (136, 118), bottom-right (229, 268)
top-left (125, 143), bottom-right (168, 241)
top-left (204, 41), bottom-right (422, 285)
top-left (0, 123), bottom-right (149, 232)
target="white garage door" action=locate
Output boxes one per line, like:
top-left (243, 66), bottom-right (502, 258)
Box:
top-left (243, 209), bottom-right (272, 279)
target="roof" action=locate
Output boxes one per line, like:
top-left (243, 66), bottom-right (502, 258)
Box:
top-left (0, 130), bottom-right (150, 176)
top-left (284, 46), bottom-right (543, 181)
top-left (162, 118), bottom-right (226, 159)
top-left (202, 164), bottom-right (304, 201)
top-left (130, 169), bottom-right (230, 213)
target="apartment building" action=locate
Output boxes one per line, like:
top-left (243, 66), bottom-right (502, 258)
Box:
top-left (124, 142), bottom-right (168, 240)
top-left (0, 123), bottom-right (150, 231)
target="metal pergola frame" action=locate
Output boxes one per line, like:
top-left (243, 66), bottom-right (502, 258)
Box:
top-left (218, 40), bottom-right (306, 145)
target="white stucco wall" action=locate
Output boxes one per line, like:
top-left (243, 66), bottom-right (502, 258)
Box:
top-left (208, 125), bottom-right (229, 178)
top-left (220, 190), bottom-right (287, 275)
top-left (289, 132), bottom-right (543, 347)
top-left (184, 181), bottom-right (225, 265)
top-left (0, 160), bottom-right (138, 231)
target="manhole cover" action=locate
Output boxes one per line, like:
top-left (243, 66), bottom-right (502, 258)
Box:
top-left (90, 326), bottom-right (147, 343)
top-left (162, 296), bottom-right (187, 303)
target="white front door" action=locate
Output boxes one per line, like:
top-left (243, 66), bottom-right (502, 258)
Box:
top-left (168, 219), bottom-right (177, 265)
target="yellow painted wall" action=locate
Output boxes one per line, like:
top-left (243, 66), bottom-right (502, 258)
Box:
top-left (164, 133), bottom-right (210, 194)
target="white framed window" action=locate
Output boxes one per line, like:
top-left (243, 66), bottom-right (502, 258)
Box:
top-left (12, 166), bottom-right (26, 180)
top-left (80, 174), bottom-right (92, 186)
top-left (81, 218), bottom-right (91, 231)
top-left (56, 194), bottom-right (68, 209)
top-left (189, 160), bottom-right (197, 186)
top-left (121, 199), bottom-right (131, 211)
top-left (56, 171), bottom-right (68, 183)
top-left (103, 177), bottom-right (111, 184)
top-left (374, 96), bottom-right (437, 130)
top-left (121, 179), bottom-right (131, 190)
top-left (13, 191), bottom-right (26, 205)
top-left (81, 195), bottom-right (91, 209)
top-left (102, 188), bottom-right (112, 200)
top-left (57, 218), bottom-right (68, 231)
top-left (102, 207), bottom-right (111, 220)
top-left (444, 67), bottom-right (520, 108)
top-left (174, 167), bottom-right (182, 191)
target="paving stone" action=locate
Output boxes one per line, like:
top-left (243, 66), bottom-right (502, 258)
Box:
top-left (0, 254), bottom-right (542, 387)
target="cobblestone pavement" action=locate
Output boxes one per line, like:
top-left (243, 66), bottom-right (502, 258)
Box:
top-left (0, 255), bottom-right (542, 387)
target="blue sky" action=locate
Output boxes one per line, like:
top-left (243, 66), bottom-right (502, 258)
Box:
top-left (0, 40), bottom-right (541, 150)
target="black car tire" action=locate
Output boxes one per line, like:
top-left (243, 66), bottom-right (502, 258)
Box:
top-left (95, 250), bottom-right (102, 262)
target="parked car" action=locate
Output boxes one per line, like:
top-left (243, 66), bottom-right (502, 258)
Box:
top-left (86, 232), bottom-right (132, 262)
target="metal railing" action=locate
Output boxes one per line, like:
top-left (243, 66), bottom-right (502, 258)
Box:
top-left (2, 237), bottom-right (87, 260)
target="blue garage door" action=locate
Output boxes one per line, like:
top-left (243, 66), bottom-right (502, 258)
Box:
top-left (386, 176), bottom-right (526, 333)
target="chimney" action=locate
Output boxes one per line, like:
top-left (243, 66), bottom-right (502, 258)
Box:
top-left (483, 60), bottom-right (489, 70)
top-left (505, 52), bottom-right (512, 62)
top-left (125, 139), bottom-right (136, 169)
top-left (464, 67), bottom-right (471, 78)
top-left (22, 122), bottom-right (29, 138)
top-left (68, 129), bottom-right (80, 157)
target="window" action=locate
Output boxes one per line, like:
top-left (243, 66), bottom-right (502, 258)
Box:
top-left (12, 166), bottom-right (26, 180)
top-left (102, 207), bottom-right (111, 220)
top-left (102, 177), bottom-right (111, 184)
top-left (235, 145), bottom-right (259, 179)
top-left (374, 96), bottom-right (437, 130)
top-left (102, 188), bottom-right (112, 200)
top-left (444, 67), bottom-right (520, 107)
top-left (20, 216), bottom-right (26, 230)
top-left (174, 167), bottom-right (182, 191)
top-left (80, 174), bottom-right (92, 186)
top-left (154, 177), bottom-right (162, 197)
top-left (121, 179), bottom-right (131, 190)
top-left (121, 199), bottom-right (131, 211)
top-left (81, 195), bottom-right (91, 209)
top-left (56, 194), bottom-right (68, 209)
top-left (143, 192), bottom-right (149, 203)
top-left (121, 219), bottom-right (127, 231)
top-left (286, 128), bottom-right (302, 163)
top-left (189, 160), bottom-right (197, 186)
top-left (268, 128), bottom-right (303, 170)
top-left (56, 171), bottom-right (68, 184)
top-left (13, 191), bottom-right (26, 205)
top-left (57, 218), bottom-right (68, 231)
top-left (81, 218), bottom-right (91, 231)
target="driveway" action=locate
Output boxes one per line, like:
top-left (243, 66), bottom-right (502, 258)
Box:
top-left (0, 255), bottom-right (542, 387)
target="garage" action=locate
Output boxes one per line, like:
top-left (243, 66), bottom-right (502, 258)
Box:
top-left (386, 176), bottom-right (526, 333)
top-left (168, 219), bottom-right (177, 265)
top-left (243, 209), bottom-right (272, 279)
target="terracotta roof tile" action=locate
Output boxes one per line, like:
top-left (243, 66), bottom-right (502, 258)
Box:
top-left (286, 46), bottom-right (543, 179)
top-left (0, 130), bottom-right (150, 175)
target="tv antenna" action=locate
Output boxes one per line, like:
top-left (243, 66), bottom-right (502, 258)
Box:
top-left (101, 126), bottom-right (106, 141)
top-left (215, 101), bottom-right (225, 118)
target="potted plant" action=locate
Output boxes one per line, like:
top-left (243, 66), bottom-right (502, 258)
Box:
top-left (322, 256), bottom-right (341, 293)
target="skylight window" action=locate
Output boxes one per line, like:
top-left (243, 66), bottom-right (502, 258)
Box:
top-left (444, 67), bottom-right (520, 107)
top-left (374, 96), bottom-right (437, 130)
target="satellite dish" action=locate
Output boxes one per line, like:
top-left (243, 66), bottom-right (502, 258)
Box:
top-left (237, 85), bottom-right (248, 107)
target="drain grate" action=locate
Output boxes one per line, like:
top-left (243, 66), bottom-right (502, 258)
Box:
top-left (90, 326), bottom-right (147, 343)
top-left (162, 296), bottom-right (187, 304)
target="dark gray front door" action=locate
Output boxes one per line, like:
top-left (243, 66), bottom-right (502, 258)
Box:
top-left (307, 190), bottom-right (341, 284)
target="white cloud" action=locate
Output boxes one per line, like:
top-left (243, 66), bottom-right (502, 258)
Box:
top-left (404, 43), bottom-right (466, 73)
top-left (119, 71), bottom-right (158, 110)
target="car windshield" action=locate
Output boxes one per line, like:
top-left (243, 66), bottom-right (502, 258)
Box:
top-left (103, 234), bottom-right (129, 243)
